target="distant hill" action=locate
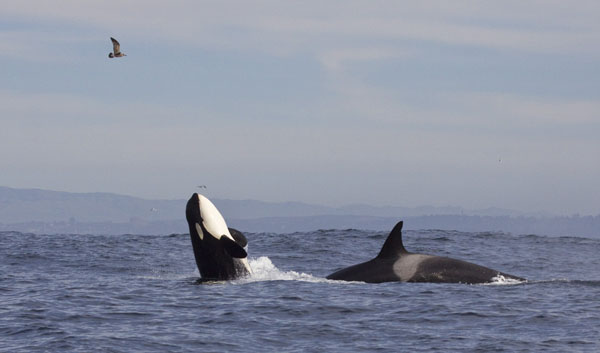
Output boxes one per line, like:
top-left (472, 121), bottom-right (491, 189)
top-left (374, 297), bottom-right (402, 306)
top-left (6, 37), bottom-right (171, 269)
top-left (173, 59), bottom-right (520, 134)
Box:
top-left (0, 186), bottom-right (183, 223)
top-left (228, 214), bottom-right (600, 238)
top-left (1, 186), bottom-right (598, 237)
top-left (0, 186), bottom-right (544, 223)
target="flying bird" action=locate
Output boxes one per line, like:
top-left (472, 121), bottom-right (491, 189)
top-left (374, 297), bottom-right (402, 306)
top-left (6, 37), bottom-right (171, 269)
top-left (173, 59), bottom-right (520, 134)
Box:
top-left (197, 185), bottom-right (207, 189)
top-left (108, 37), bottom-right (126, 58)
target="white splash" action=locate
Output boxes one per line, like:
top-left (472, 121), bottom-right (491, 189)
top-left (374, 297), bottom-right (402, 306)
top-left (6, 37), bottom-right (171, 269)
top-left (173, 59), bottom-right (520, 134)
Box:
top-left (236, 256), bottom-right (328, 284)
top-left (485, 274), bottom-right (526, 285)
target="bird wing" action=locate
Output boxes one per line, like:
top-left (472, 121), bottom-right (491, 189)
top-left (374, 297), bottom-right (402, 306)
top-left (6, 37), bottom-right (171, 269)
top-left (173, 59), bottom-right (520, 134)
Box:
top-left (110, 37), bottom-right (121, 54)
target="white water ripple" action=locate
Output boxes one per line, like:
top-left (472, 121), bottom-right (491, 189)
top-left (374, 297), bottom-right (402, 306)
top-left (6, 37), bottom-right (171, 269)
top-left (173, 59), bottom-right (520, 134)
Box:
top-left (486, 274), bottom-right (527, 285)
top-left (237, 256), bottom-right (329, 284)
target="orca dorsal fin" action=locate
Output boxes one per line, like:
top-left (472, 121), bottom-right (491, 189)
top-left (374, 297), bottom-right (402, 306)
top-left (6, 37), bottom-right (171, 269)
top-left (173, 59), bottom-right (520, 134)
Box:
top-left (376, 221), bottom-right (408, 258)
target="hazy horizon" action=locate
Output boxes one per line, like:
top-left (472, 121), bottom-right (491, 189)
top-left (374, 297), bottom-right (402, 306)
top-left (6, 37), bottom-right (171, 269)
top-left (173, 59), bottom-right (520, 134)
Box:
top-left (0, 185), bottom-right (590, 218)
top-left (2, 2), bottom-right (599, 215)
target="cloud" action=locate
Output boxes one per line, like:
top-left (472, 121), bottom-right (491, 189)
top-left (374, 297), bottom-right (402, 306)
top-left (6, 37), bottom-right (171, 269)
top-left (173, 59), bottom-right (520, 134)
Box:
top-left (2, 1), bottom-right (599, 213)
top-left (0, 31), bottom-right (94, 62)
top-left (447, 92), bottom-right (600, 125)
top-left (316, 69), bottom-right (600, 131)
top-left (0, 90), bottom-right (150, 127)
top-left (318, 47), bottom-right (413, 72)
top-left (3, 1), bottom-right (600, 63)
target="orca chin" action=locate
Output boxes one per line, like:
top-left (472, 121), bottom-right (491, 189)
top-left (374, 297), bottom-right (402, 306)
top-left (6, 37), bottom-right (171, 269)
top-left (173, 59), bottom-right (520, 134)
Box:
top-left (327, 221), bottom-right (525, 284)
top-left (185, 193), bottom-right (252, 281)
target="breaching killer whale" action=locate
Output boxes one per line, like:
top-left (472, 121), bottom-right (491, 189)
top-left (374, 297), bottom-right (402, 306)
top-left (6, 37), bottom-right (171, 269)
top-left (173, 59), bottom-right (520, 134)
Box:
top-left (327, 221), bottom-right (524, 284)
top-left (185, 193), bottom-right (252, 281)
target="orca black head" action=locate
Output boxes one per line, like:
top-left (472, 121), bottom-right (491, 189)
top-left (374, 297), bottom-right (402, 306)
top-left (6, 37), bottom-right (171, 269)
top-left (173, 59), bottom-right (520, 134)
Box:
top-left (185, 193), bottom-right (252, 280)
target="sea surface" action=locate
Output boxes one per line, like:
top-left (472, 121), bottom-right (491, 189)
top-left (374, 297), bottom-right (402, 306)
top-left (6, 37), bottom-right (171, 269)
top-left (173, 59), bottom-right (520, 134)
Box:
top-left (1, 228), bottom-right (599, 352)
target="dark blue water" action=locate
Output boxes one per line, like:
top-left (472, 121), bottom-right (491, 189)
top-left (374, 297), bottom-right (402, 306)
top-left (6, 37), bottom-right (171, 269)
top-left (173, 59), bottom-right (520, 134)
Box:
top-left (1, 228), bottom-right (599, 352)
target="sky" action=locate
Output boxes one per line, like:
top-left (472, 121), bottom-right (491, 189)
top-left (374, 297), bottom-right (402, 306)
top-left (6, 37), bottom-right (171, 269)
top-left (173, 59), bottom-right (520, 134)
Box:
top-left (1, 1), bottom-right (599, 215)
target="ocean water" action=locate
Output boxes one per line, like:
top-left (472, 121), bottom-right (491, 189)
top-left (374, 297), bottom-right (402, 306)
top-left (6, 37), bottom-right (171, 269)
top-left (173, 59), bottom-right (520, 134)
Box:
top-left (1, 228), bottom-right (599, 352)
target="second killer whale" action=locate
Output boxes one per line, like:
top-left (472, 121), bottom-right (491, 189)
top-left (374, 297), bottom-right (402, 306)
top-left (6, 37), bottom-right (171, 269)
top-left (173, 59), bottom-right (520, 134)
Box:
top-left (327, 221), bottom-right (525, 284)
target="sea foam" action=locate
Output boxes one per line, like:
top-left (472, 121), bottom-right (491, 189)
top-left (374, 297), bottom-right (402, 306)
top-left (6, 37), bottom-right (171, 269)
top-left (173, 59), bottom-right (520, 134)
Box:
top-left (236, 256), bottom-right (328, 284)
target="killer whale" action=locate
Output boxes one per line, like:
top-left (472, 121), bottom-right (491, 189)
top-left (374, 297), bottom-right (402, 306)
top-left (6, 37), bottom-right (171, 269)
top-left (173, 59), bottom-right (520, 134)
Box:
top-left (185, 193), bottom-right (252, 281)
top-left (327, 221), bottom-right (524, 284)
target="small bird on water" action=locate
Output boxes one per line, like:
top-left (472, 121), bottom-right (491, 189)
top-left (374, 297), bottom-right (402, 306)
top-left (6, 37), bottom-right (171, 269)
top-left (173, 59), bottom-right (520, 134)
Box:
top-left (108, 37), bottom-right (126, 58)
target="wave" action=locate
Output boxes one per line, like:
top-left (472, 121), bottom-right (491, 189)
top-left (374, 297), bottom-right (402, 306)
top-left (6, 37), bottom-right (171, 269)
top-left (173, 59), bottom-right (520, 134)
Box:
top-left (527, 279), bottom-right (600, 287)
top-left (482, 278), bottom-right (600, 287)
top-left (484, 275), bottom-right (527, 286)
top-left (237, 257), bottom-right (329, 284)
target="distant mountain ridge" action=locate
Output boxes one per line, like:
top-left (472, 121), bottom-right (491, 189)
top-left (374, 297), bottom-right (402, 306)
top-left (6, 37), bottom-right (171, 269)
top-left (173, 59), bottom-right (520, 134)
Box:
top-left (0, 186), bottom-right (548, 223)
top-left (1, 186), bottom-right (598, 237)
top-left (0, 186), bottom-right (183, 223)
